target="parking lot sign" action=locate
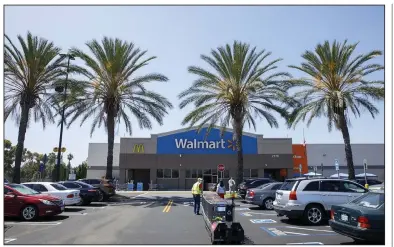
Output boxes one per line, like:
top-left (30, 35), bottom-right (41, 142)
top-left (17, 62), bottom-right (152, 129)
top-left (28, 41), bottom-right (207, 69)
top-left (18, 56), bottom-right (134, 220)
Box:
top-left (334, 159), bottom-right (339, 171)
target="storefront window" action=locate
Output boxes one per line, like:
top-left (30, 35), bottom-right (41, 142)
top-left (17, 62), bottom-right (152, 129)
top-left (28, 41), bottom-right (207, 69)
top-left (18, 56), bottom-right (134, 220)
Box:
top-left (172, 169), bottom-right (179, 178)
top-left (185, 169), bottom-right (191, 178)
top-left (212, 169), bottom-right (218, 175)
top-left (224, 170), bottom-right (229, 178)
top-left (164, 169), bottom-right (172, 178)
top-left (197, 169), bottom-right (203, 178)
top-left (157, 169), bottom-right (164, 178)
top-left (251, 169), bottom-right (258, 178)
top-left (203, 169), bottom-right (211, 175)
top-left (191, 169), bottom-right (197, 178)
top-left (243, 169), bottom-right (251, 178)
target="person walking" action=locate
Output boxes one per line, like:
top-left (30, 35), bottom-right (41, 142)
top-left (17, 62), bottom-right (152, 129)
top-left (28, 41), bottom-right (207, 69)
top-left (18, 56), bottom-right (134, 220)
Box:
top-left (191, 178), bottom-right (203, 215)
top-left (216, 180), bottom-right (225, 198)
top-left (228, 177), bottom-right (236, 193)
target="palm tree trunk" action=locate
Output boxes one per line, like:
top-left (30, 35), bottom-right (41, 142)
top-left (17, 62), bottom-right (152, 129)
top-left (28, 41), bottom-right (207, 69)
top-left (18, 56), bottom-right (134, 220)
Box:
top-left (106, 110), bottom-right (115, 179)
top-left (338, 114), bottom-right (355, 179)
top-left (13, 104), bottom-right (30, 183)
top-left (234, 119), bottom-right (244, 186)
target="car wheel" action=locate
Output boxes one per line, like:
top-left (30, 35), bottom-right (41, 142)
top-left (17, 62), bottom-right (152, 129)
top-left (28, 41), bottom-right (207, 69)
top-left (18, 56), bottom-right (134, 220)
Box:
top-left (303, 204), bottom-right (324, 225)
top-left (21, 205), bottom-right (38, 221)
top-left (262, 198), bottom-right (274, 210)
top-left (97, 190), bottom-right (104, 202)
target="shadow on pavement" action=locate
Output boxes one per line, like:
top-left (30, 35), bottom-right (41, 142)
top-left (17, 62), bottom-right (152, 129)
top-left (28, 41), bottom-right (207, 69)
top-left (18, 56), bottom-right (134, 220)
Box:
top-left (4, 215), bottom-right (70, 222)
top-left (279, 218), bottom-right (329, 226)
top-left (64, 208), bottom-right (85, 212)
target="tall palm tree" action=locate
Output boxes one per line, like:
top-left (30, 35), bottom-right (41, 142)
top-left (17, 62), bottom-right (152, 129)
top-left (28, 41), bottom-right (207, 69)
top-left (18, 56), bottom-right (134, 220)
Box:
top-left (4, 32), bottom-right (75, 183)
top-left (65, 37), bottom-right (173, 179)
top-left (178, 41), bottom-right (295, 185)
top-left (287, 40), bottom-right (384, 179)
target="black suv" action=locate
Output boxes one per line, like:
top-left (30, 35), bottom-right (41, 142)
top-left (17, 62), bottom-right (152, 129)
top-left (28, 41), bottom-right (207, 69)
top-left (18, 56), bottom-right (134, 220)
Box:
top-left (238, 178), bottom-right (275, 199)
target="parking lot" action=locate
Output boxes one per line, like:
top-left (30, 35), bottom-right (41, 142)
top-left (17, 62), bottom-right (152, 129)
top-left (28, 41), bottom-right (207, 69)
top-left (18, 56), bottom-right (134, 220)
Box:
top-left (4, 192), bottom-right (356, 245)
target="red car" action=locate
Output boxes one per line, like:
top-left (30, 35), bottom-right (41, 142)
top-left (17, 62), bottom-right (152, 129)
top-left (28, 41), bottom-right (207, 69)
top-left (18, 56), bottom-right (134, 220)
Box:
top-left (4, 184), bottom-right (65, 221)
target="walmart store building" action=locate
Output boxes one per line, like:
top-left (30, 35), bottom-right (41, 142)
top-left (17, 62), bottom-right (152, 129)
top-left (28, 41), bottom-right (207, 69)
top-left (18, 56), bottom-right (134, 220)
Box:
top-left (87, 126), bottom-right (293, 190)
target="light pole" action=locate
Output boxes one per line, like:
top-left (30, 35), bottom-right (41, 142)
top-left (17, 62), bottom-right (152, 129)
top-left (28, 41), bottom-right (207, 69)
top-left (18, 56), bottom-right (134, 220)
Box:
top-left (55, 53), bottom-right (75, 182)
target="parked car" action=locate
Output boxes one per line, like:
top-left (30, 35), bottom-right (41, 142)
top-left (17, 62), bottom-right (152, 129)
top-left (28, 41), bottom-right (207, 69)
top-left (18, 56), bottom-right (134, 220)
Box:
top-left (329, 190), bottom-right (384, 244)
top-left (22, 182), bottom-right (81, 206)
top-left (245, 182), bottom-right (283, 209)
top-left (5, 178), bottom-right (9, 184)
top-left (355, 179), bottom-right (382, 187)
top-left (273, 178), bottom-right (368, 225)
top-left (78, 178), bottom-right (116, 201)
top-left (369, 182), bottom-right (384, 191)
top-left (4, 184), bottom-right (64, 221)
top-left (238, 178), bottom-right (275, 199)
top-left (58, 181), bottom-right (101, 205)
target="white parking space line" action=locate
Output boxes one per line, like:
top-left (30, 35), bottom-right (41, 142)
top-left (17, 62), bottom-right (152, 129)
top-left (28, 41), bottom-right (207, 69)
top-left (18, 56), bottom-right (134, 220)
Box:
top-left (5, 221), bottom-right (62, 226)
top-left (284, 226), bottom-right (335, 232)
top-left (61, 212), bottom-right (88, 216)
top-left (131, 192), bottom-right (149, 199)
top-left (287, 242), bottom-right (324, 245)
top-left (282, 231), bottom-right (309, 236)
top-left (69, 206), bottom-right (106, 209)
top-left (4, 238), bottom-right (17, 244)
top-left (240, 212), bottom-right (277, 216)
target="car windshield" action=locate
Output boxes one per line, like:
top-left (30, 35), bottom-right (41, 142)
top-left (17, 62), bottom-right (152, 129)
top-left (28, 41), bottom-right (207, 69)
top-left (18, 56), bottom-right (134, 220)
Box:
top-left (351, 192), bottom-right (384, 209)
top-left (279, 180), bottom-right (297, 191)
top-left (8, 184), bottom-right (40, 195)
top-left (50, 183), bottom-right (68, 191)
top-left (257, 183), bottom-right (271, 189)
top-left (75, 181), bottom-right (93, 188)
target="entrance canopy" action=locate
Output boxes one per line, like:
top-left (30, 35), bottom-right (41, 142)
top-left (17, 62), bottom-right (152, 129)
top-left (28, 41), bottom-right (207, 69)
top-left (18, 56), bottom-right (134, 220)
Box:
top-left (330, 173), bottom-right (349, 178)
top-left (355, 173), bottom-right (377, 178)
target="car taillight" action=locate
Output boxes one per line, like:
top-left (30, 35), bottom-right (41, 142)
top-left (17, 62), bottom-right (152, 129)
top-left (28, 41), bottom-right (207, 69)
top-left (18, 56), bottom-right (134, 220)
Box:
top-left (357, 216), bottom-right (371, 229)
top-left (67, 194), bottom-right (74, 198)
top-left (88, 189), bottom-right (96, 192)
top-left (289, 191), bottom-right (297, 200)
top-left (330, 209), bottom-right (335, 220)
top-left (249, 191), bottom-right (255, 197)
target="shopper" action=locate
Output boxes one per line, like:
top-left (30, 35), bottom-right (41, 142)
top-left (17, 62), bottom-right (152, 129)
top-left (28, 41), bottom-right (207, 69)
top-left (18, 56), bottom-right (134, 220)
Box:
top-left (216, 180), bottom-right (225, 198)
top-left (228, 177), bottom-right (236, 193)
top-left (191, 178), bottom-right (203, 215)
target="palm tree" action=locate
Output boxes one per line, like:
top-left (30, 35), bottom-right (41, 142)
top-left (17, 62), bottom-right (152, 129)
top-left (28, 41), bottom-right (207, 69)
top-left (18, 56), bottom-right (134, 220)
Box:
top-left (287, 40), bottom-right (384, 179)
top-left (178, 41), bottom-right (295, 185)
top-left (65, 37), bottom-right (173, 179)
top-left (67, 153), bottom-right (74, 176)
top-left (4, 32), bottom-right (75, 183)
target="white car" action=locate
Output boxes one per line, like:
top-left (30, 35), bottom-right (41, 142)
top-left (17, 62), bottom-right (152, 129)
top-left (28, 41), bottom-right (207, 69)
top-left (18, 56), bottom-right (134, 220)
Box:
top-left (22, 182), bottom-right (81, 206)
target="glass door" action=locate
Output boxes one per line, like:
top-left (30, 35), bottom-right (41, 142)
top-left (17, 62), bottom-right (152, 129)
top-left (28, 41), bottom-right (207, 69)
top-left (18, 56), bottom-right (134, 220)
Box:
top-left (212, 175), bottom-right (218, 184)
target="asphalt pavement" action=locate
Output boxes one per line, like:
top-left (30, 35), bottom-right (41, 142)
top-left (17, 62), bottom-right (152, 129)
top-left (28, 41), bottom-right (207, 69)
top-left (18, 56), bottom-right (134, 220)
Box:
top-left (4, 191), bottom-right (357, 245)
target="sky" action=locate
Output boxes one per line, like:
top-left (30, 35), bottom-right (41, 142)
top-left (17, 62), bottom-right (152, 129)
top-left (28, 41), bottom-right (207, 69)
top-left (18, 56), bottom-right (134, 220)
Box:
top-left (4, 5), bottom-right (385, 167)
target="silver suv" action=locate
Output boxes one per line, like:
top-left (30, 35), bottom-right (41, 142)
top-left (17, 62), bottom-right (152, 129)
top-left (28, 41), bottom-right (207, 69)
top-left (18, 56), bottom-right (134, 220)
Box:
top-left (273, 178), bottom-right (368, 225)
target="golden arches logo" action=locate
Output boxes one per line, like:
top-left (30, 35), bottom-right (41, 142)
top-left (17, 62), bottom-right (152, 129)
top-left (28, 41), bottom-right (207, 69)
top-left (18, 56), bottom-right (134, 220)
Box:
top-left (133, 144), bottom-right (144, 153)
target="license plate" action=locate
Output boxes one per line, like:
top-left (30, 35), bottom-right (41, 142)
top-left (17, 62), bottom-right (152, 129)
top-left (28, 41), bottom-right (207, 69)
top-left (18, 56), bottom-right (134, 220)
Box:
top-left (341, 214), bottom-right (349, 222)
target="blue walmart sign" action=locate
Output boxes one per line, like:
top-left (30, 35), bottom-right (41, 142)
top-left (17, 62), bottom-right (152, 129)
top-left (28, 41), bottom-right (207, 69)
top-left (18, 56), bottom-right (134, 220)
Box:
top-left (157, 127), bottom-right (257, 154)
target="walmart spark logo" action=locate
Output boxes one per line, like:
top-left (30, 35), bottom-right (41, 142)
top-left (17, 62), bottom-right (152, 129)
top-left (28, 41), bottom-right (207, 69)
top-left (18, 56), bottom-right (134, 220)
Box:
top-left (227, 140), bottom-right (236, 151)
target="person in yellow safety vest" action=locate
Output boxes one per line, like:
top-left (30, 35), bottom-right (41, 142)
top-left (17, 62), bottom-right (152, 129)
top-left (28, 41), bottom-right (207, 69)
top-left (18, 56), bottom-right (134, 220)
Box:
top-left (191, 178), bottom-right (203, 215)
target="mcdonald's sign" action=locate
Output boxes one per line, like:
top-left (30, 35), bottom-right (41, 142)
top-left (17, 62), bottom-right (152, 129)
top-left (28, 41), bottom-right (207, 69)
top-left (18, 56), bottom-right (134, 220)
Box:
top-left (133, 144), bottom-right (145, 153)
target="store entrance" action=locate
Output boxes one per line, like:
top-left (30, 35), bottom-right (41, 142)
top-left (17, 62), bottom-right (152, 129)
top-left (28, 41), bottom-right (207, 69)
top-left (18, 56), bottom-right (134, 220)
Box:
top-left (203, 175), bottom-right (212, 190)
top-left (264, 169), bottom-right (282, 181)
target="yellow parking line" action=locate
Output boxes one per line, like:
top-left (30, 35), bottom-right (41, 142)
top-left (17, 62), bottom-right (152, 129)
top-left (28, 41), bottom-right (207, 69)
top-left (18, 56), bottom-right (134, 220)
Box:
top-left (163, 200), bottom-right (173, 213)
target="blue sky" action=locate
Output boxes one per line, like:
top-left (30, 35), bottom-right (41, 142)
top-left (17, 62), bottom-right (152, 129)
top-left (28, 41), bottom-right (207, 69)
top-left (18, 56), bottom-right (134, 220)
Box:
top-left (4, 6), bottom-right (385, 166)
